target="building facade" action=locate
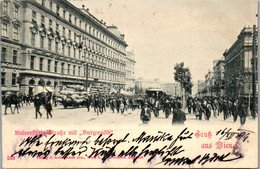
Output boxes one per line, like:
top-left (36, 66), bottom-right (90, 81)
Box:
top-left (160, 82), bottom-right (181, 96)
top-left (125, 50), bottom-right (135, 89)
top-left (213, 59), bottom-right (225, 97)
top-left (204, 70), bottom-right (214, 96)
top-left (1, 0), bottom-right (127, 95)
top-left (197, 80), bottom-right (205, 96)
top-left (223, 26), bottom-right (258, 98)
top-left (135, 78), bottom-right (160, 90)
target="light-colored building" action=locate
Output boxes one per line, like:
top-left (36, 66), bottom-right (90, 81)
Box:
top-left (135, 78), bottom-right (160, 90)
top-left (204, 70), bottom-right (214, 96)
top-left (1, 0), bottom-right (128, 95)
top-left (192, 81), bottom-right (198, 96)
top-left (125, 50), bottom-right (135, 89)
top-left (197, 80), bottom-right (206, 96)
top-left (160, 82), bottom-right (181, 96)
top-left (213, 59), bottom-right (225, 97)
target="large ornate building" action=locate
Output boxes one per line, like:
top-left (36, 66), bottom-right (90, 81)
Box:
top-left (1, 0), bottom-right (128, 95)
top-left (223, 26), bottom-right (258, 98)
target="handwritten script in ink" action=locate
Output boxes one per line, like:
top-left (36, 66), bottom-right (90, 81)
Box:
top-left (11, 128), bottom-right (247, 166)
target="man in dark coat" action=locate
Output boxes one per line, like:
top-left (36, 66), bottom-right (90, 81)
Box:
top-left (110, 97), bottom-right (116, 113)
top-left (238, 98), bottom-right (247, 125)
top-left (94, 96), bottom-right (99, 113)
top-left (34, 96), bottom-right (42, 119)
top-left (187, 97), bottom-right (192, 114)
top-left (202, 101), bottom-right (211, 120)
top-left (85, 96), bottom-right (90, 112)
top-left (44, 96), bottom-right (53, 119)
top-left (140, 102), bottom-right (151, 124)
top-left (3, 93), bottom-right (12, 114)
top-left (196, 100), bottom-right (203, 120)
top-left (172, 102), bottom-right (186, 124)
top-left (116, 97), bottom-right (121, 113)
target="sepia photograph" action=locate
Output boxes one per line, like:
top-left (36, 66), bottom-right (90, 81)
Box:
top-left (1, 0), bottom-right (258, 168)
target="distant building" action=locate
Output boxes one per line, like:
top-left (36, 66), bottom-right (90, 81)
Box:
top-left (192, 81), bottom-right (198, 96)
top-left (160, 82), bottom-right (181, 96)
top-left (205, 70), bottom-right (214, 96)
top-left (213, 59), bottom-right (225, 97)
top-left (135, 78), bottom-right (160, 90)
top-left (197, 80), bottom-right (206, 96)
top-left (223, 26), bottom-right (258, 98)
top-left (125, 51), bottom-right (135, 89)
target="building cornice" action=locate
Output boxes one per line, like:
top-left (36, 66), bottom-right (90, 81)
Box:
top-left (24, 0), bottom-right (128, 47)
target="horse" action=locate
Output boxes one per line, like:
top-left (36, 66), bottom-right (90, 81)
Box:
top-left (2, 93), bottom-right (21, 114)
top-left (10, 93), bottom-right (21, 114)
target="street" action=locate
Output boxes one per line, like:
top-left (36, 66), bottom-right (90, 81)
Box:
top-left (1, 104), bottom-right (257, 129)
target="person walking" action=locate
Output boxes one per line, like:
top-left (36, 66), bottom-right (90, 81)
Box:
top-left (3, 93), bottom-right (12, 115)
top-left (34, 96), bottom-right (42, 119)
top-left (85, 96), bottom-right (90, 112)
top-left (187, 97), bottom-right (192, 114)
top-left (116, 97), bottom-right (121, 113)
top-left (172, 102), bottom-right (186, 125)
top-left (196, 100), bottom-right (203, 120)
top-left (140, 102), bottom-right (151, 124)
top-left (44, 96), bottom-right (53, 119)
top-left (238, 98), bottom-right (247, 125)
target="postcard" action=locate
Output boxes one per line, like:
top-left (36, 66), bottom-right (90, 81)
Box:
top-left (1, 0), bottom-right (258, 168)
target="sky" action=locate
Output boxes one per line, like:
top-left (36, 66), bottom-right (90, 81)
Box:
top-left (69, 0), bottom-right (257, 83)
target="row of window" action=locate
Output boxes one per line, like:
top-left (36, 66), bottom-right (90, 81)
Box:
top-left (1, 72), bottom-right (16, 86)
top-left (2, 1), bottom-right (20, 19)
top-left (37, 0), bottom-right (126, 53)
top-left (31, 30), bottom-right (116, 57)
top-left (1, 47), bottom-right (18, 64)
top-left (2, 1), bottom-right (126, 54)
top-left (30, 56), bottom-right (124, 82)
top-left (31, 19), bottom-right (125, 62)
top-left (2, 23), bottom-right (19, 41)
top-left (244, 51), bottom-right (253, 68)
top-left (30, 33), bottom-right (125, 72)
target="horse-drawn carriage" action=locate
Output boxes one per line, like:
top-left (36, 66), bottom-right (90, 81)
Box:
top-left (145, 88), bottom-right (171, 118)
top-left (56, 89), bottom-right (88, 108)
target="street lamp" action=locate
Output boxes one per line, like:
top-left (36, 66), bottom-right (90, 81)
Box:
top-left (84, 51), bottom-right (90, 91)
top-left (85, 63), bottom-right (88, 90)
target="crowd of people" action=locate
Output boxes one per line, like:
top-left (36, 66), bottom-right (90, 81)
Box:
top-left (139, 95), bottom-right (257, 125)
top-left (2, 92), bottom-right (53, 119)
top-left (2, 91), bottom-right (257, 125)
top-left (185, 96), bottom-right (257, 125)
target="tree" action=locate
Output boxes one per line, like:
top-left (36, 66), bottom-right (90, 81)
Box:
top-left (174, 62), bottom-right (193, 110)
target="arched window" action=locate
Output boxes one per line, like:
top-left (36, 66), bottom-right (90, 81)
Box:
top-left (38, 79), bottom-right (45, 86)
top-left (29, 79), bottom-right (35, 85)
top-left (54, 81), bottom-right (58, 87)
top-left (46, 81), bottom-right (51, 86)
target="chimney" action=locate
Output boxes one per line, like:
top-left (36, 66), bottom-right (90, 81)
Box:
top-left (120, 34), bottom-right (125, 39)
